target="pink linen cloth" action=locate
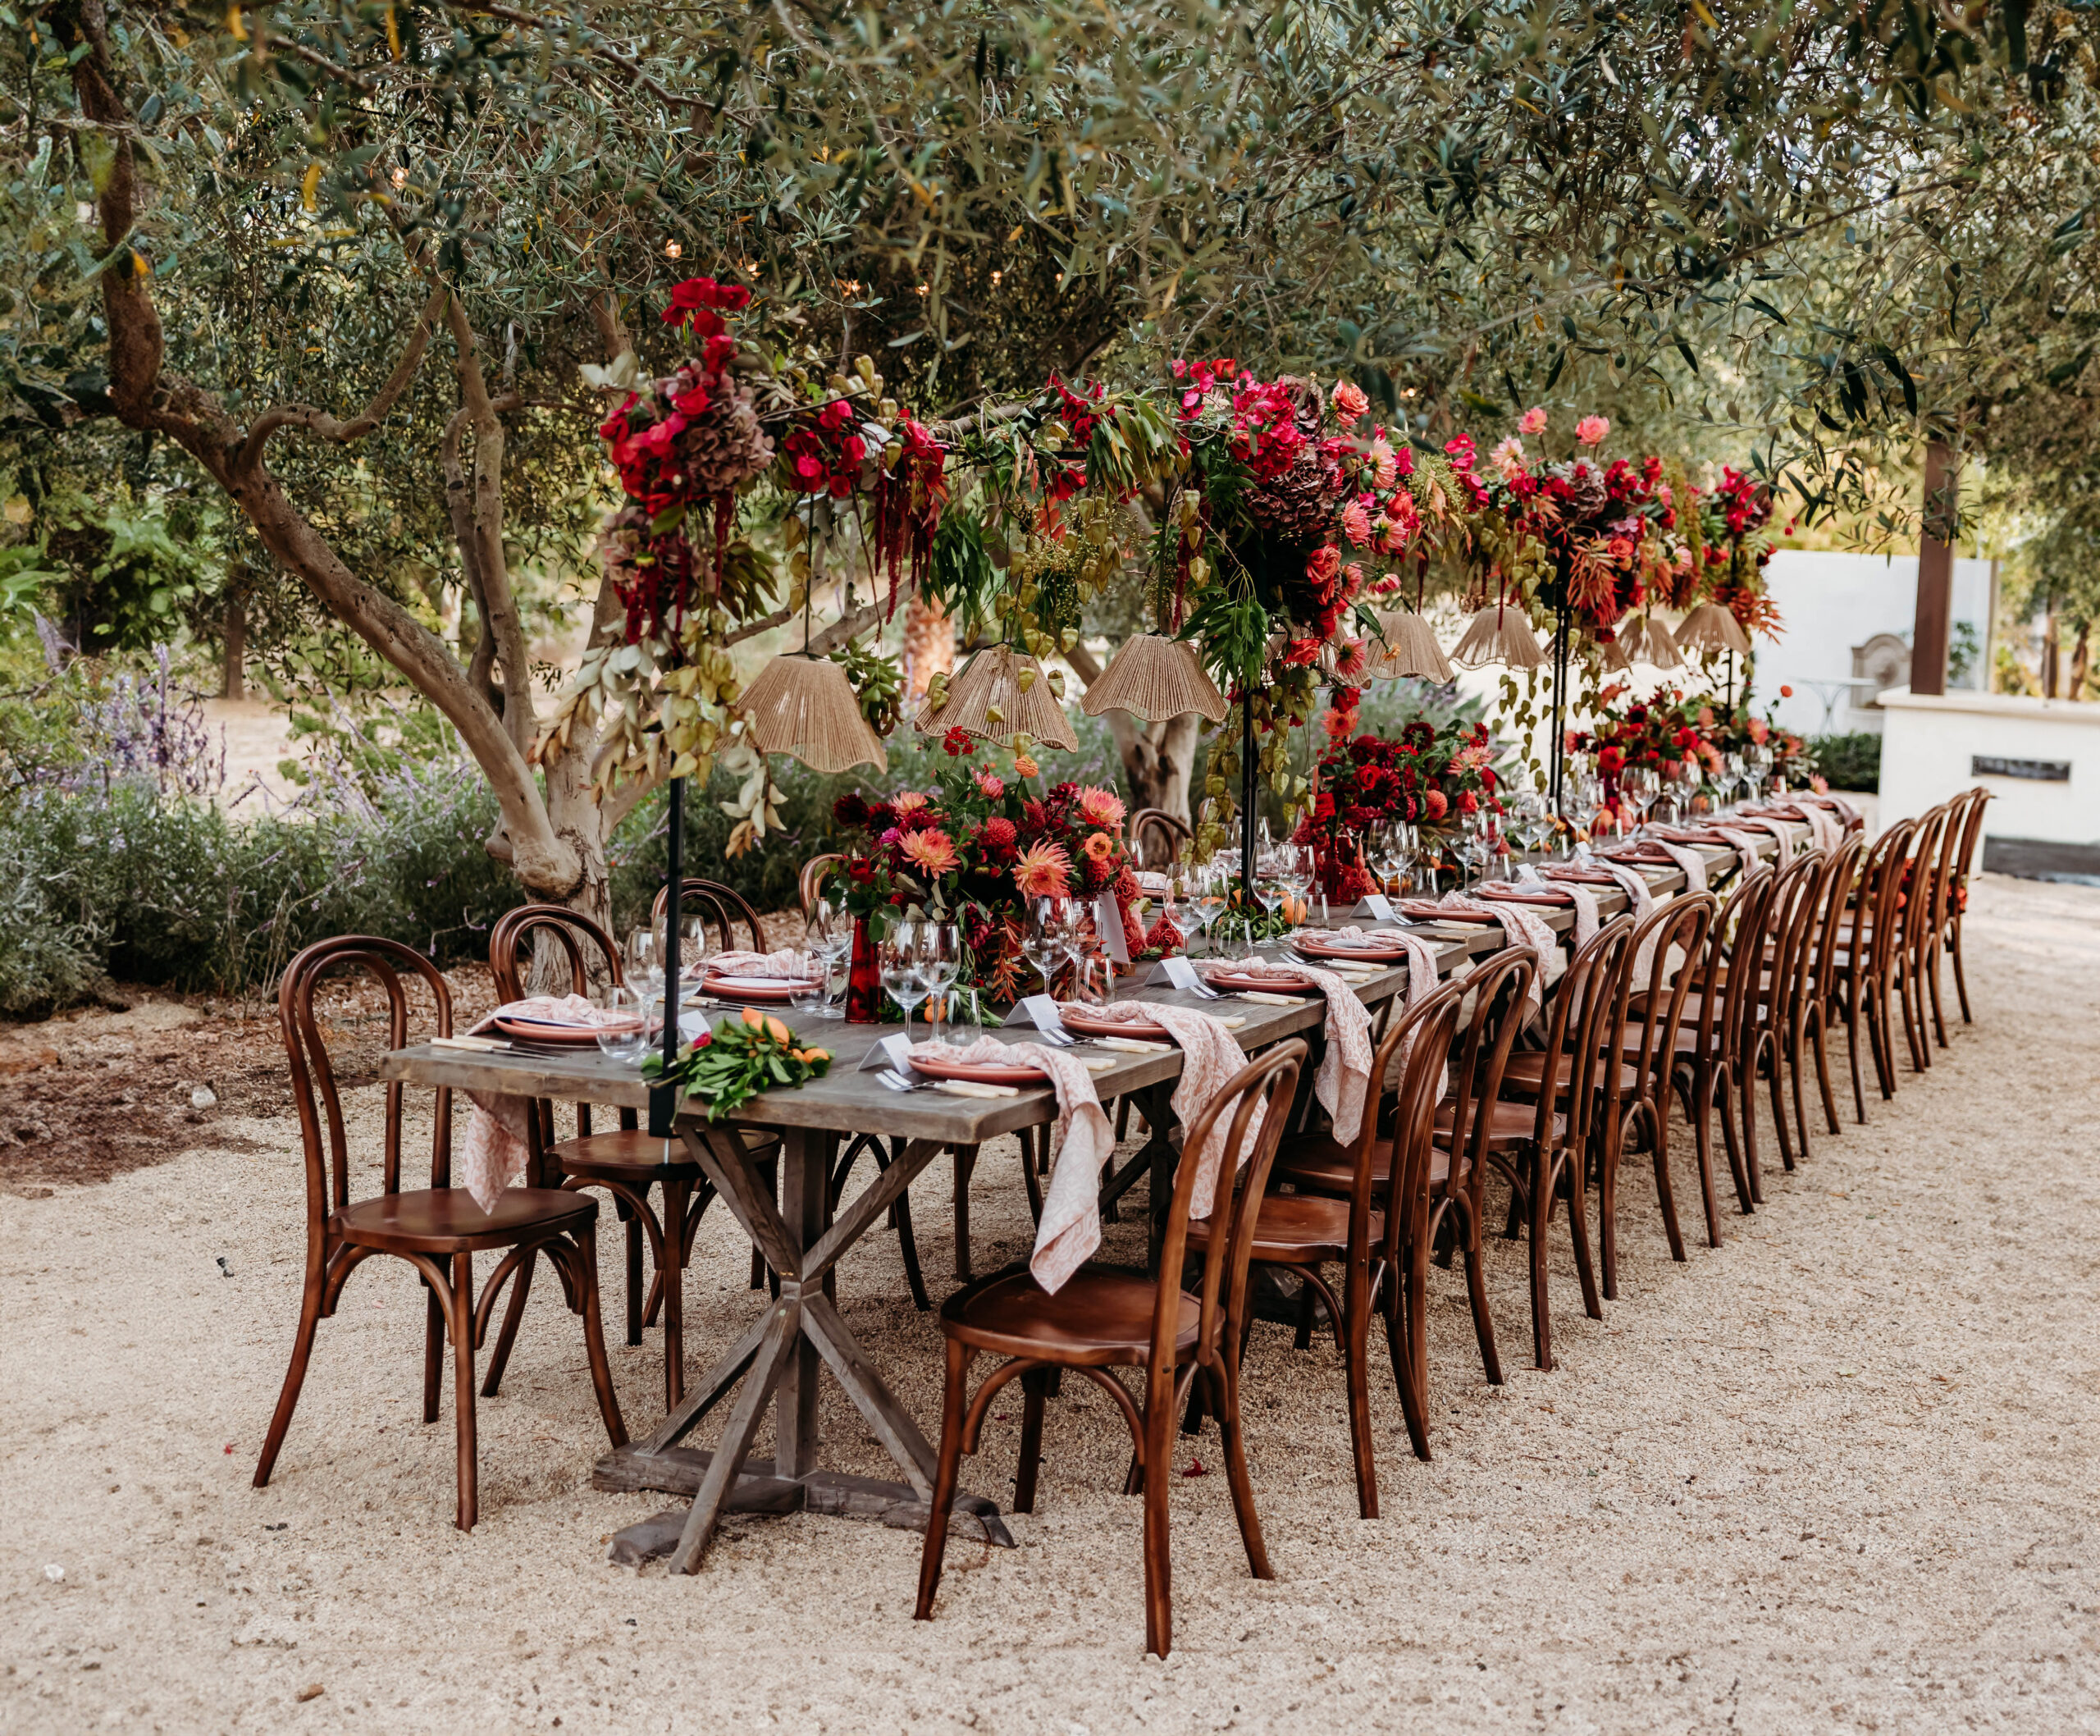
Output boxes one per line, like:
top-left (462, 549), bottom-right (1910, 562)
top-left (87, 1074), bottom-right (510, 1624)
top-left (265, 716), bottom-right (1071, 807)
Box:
top-left (1436, 892), bottom-right (1560, 1012)
top-left (1792, 805), bottom-right (1843, 853)
top-left (1202, 957), bottom-right (1375, 1147)
top-left (1721, 819), bottom-right (1792, 870)
top-left (1057, 1000), bottom-right (1262, 1236)
top-left (923, 1035), bottom-right (1112, 1295)
top-left (1802, 792), bottom-right (1860, 830)
top-left (701, 948), bottom-right (816, 979)
top-left (1326, 924), bottom-right (1449, 1094)
top-left (460, 994), bottom-right (643, 1213)
top-left (1651, 841), bottom-right (1710, 894)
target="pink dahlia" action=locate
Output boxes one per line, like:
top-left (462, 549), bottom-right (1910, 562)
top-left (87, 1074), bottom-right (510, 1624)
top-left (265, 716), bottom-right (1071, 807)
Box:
top-left (1075, 785), bottom-right (1125, 829)
top-left (901, 828), bottom-right (961, 877)
top-left (1013, 839), bottom-right (1073, 899)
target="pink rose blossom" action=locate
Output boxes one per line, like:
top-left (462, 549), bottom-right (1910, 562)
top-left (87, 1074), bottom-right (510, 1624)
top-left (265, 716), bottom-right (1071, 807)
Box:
top-left (1576, 414), bottom-right (1610, 447)
top-left (1488, 436), bottom-right (1527, 482)
top-left (1331, 379), bottom-right (1370, 422)
top-left (974, 770), bottom-right (1005, 799)
top-left (1519, 406), bottom-right (1549, 436)
top-left (1340, 500), bottom-right (1372, 546)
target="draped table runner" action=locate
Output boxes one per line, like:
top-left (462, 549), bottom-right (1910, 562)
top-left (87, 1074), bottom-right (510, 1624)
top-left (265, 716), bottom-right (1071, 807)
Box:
top-left (1203, 957), bottom-right (1374, 1149)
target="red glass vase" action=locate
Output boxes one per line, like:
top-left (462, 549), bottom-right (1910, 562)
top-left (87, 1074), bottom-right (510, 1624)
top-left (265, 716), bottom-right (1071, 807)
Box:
top-left (845, 915), bottom-right (883, 1024)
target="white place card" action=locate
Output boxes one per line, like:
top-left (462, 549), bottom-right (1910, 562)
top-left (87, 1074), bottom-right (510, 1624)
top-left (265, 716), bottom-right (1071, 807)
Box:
top-left (855, 1032), bottom-right (920, 1073)
top-left (1352, 894), bottom-right (1398, 921)
top-left (1096, 893), bottom-right (1130, 963)
top-left (1145, 956), bottom-right (1208, 994)
top-left (1002, 994), bottom-right (1068, 1038)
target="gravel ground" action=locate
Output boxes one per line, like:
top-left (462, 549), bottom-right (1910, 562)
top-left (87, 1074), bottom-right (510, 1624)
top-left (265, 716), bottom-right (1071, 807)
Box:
top-left (2, 872), bottom-right (2096, 1734)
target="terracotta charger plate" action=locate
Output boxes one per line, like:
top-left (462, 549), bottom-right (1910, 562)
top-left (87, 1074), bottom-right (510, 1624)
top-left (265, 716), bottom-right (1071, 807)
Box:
top-left (491, 1014), bottom-right (646, 1046)
top-left (1394, 901), bottom-right (1499, 925)
top-left (1597, 843), bottom-right (1674, 865)
top-left (700, 971), bottom-right (821, 1003)
top-left (1205, 966), bottom-right (1319, 994)
top-left (1475, 883), bottom-right (1573, 907)
top-left (907, 1047), bottom-right (1052, 1085)
top-left (1545, 867), bottom-right (1618, 885)
top-left (1058, 1006), bottom-right (1171, 1041)
top-left (1294, 934), bottom-right (1411, 963)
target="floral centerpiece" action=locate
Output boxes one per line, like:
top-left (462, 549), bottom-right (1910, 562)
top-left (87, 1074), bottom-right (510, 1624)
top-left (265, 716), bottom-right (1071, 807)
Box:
top-left (1293, 690), bottom-right (1503, 900)
top-left (1697, 465), bottom-right (1783, 639)
top-left (828, 733), bottom-right (1146, 1010)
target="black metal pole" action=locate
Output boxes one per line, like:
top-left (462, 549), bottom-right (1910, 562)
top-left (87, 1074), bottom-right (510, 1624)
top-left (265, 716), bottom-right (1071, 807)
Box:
top-left (1239, 688), bottom-right (1257, 905)
top-left (1548, 593), bottom-right (1572, 814)
top-left (648, 772), bottom-right (685, 1138)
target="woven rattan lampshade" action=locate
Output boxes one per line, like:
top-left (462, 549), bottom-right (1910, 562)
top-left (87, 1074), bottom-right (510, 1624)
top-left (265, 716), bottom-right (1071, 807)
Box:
top-left (1080, 633), bottom-right (1228, 723)
top-left (1675, 601), bottom-right (1752, 656)
top-left (1449, 600), bottom-right (1546, 670)
top-left (737, 652), bottom-right (888, 774)
top-left (1365, 608), bottom-right (1456, 683)
top-left (915, 643), bottom-right (1080, 750)
top-left (1601, 611), bottom-right (1683, 671)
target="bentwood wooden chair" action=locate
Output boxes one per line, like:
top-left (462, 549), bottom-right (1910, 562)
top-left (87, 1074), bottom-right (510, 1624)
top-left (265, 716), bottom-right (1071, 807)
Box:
top-left (1491, 916), bottom-right (1629, 1368)
top-left (1832, 819), bottom-right (1915, 1115)
top-left (1725, 851), bottom-right (1821, 1195)
top-left (1920, 789), bottom-right (1984, 1048)
top-left (1795, 835), bottom-right (1863, 1149)
top-left (1600, 893), bottom-right (1718, 1287)
top-left (1942, 787), bottom-right (1993, 1026)
top-left (651, 877), bottom-right (768, 954)
top-left (1892, 804), bottom-right (1952, 1078)
top-left (1206, 984), bottom-right (1463, 1513)
top-left (1128, 807), bottom-right (1194, 870)
top-left (915, 1040), bottom-right (1307, 1659)
top-left (798, 852), bottom-right (846, 920)
top-left (255, 935), bottom-right (626, 1532)
top-left (1664, 862), bottom-right (1778, 1219)
top-left (487, 905), bottom-right (715, 1410)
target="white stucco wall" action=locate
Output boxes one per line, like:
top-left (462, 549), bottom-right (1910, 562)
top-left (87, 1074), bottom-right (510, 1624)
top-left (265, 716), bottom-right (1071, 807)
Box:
top-left (1879, 687), bottom-right (2100, 844)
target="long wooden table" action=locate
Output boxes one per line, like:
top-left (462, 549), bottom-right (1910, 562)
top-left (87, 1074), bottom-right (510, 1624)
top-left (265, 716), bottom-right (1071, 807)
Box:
top-left (380, 824), bottom-right (1809, 1571)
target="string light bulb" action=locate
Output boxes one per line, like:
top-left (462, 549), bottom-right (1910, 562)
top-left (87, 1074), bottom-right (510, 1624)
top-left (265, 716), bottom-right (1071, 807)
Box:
top-left (664, 240), bottom-right (682, 260)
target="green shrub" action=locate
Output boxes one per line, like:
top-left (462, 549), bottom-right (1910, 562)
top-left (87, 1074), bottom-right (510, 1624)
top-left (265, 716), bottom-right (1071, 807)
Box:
top-left (1809, 731), bottom-right (1881, 793)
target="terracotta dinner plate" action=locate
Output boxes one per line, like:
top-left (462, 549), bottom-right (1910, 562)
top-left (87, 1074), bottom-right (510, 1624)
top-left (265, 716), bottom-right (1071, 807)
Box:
top-left (491, 1014), bottom-right (645, 1045)
top-left (1597, 843), bottom-right (1674, 865)
top-left (1058, 1006), bottom-right (1171, 1041)
top-left (1475, 884), bottom-right (1573, 906)
top-left (1294, 934), bottom-right (1410, 963)
top-left (1206, 967), bottom-right (1319, 994)
top-left (700, 972), bottom-right (820, 1003)
top-left (907, 1048), bottom-right (1052, 1085)
top-left (1395, 901), bottom-right (1499, 925)
top-left (1545, 867), bottom-right (1619, 885)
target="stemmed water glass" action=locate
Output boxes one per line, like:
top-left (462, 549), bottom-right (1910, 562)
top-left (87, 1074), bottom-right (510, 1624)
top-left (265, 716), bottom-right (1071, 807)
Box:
top-left (880, 923), bottom-right (927, 1041)
top-left (1281, 843), bottom-right (1317, 939)
top-left (917, 920), bottom-right (962, 1046)
top-left (1024, 897), bottom-right (1067, 998)
top-left (802, 898), bottom-right (850, 1019)
top-left (1456, 811), bottom-right (1491, 893)
top-left (593, 984), bottom-right (650, 1067)
top-left (625, 926), bottom-right (664, 1001)
top-left (1186, 861), bottom-right (1228, 957)
top-left (1745, 742), bottom-right (1773, 806)
top-left (1618, 765), bottom-right (1656, 841)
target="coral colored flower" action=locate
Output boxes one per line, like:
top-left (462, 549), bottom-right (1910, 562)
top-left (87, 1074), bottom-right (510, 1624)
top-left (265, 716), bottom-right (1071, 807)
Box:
top-left (1305, 544), bottom-right (1341, 585)
top-left (1340, 499), bottom-right (1372, 546)
top-left (892, 791), bottom-right (932, 820)
top-left (1012, 754), bottom-right (1039, 780)
top-left (1082, 831), bottom-right (1116, 863)
top-left (1576, 414), bottom-right (1610, 447)
top-left (1076, 785), bottom-right (1125, 829)
top-left (1331, 637), bottom-right (1371, 681)
top-left (1519, 406), bottom-right (1549, 436)
top-left (901, 828), bottom-right (961, 876)
top-left (974, 770), bottom-right (1006, 799)
top-left (1488, 436), bottom-right (1527, 482)
top-left (1369, 437), bottom-right (1399, 490)
top-left (1344, 564), bottom-right (1367, 592)
top-left (1422, 788), bottom-right (1449, 822)
top-left (1331, 379), bottom-right (1370, 422)
top-left (1013, 839), bottom-right (1073, 898)
top-left (978, 816), bottom-right (1018, 858)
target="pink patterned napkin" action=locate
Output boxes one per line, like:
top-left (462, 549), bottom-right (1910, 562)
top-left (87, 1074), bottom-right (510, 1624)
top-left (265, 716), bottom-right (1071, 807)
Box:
top-left (1066, 1002), bottom-right (1264, 1236)
top-left (1650, 841), bottom-right (1710, 894)
top-left (1802, 793), bottom-right (1860, 829)
top-left (1793, 805), bottom-right (1842, 853)
top-left (703, 948), bottom-right (816, 980)
top-left (1722, 819), bottom-right (1792, 870)
top-left (1437, 893), bottom-right (1559, 1012)
top-left (1203, 957), bottom-right (1375, 1145)
top-left (460, 994), bottom-right (641, 1213)
top-left (921, 1035), bottom-right (1112, 1295)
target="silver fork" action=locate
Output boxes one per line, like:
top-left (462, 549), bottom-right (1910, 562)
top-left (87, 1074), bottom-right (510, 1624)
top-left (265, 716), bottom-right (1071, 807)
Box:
top-left (874, 1070), bottom-right (931, 1092)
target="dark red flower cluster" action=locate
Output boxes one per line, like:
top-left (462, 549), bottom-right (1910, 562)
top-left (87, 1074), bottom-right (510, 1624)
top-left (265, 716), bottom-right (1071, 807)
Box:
top-left (1226, 377), bottom-right (1309, 482)
top-left (1294, 711), bottom-right (1502, 898)
top-left (660, 276), bottom-right (751, 336)
top-left (782, 399), bottom-right (869, 500)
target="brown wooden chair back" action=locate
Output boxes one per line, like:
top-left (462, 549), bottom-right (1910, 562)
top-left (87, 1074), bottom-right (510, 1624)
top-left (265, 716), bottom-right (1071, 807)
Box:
top-left (1128, 807), bottom-right (1193, 870)
top-left (1897, 804), bottom-right (1949, 968)
top-left (1949, 785), bottom-right (1992, 902)
top-left (1527, 915), bottom-right (1637, 1160)
top-left (1852, 818), bottom-right (1915, 988)
top-left (280, 935), bottom-right (454, 1222)
top-left (1684, 862), bottom-right (1774, 1062)
top-left (651, 877), bottom-right (766, 954)
top-left (1431, 948), bottom-right (1537, 1211)
top-left (799, 852), bottom-right (846, 919)
top-left (1369, 981), bottom-right (1471, 1273)
top-left (1623, 891), bottom-right (1719, 1106)
top-left (486, 904), bottom-right (633, 1167)
top-left (1158, 1039), bottom-right (1308, 1376)
top-left (1803, 835), bottom-right (1864, 1008)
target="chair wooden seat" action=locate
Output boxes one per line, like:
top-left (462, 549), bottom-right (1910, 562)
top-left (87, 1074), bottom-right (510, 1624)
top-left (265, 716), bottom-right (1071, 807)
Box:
top-left (333, 1186), bottom-right (596, 1254)
top-left (1191, 1190), bottom-right (1373, 1266)
top-left (1500, 1050), bottom-right (1642, 1099)
top-left (941, 1264), bottom-right (1200, 1364)
top-left (1434, 1096), bottom-right (1568, 1146)
top-left (1281, 1096), bottom-right (1561, 1200)
top-left (550, 1126), bottom-right (774, 1176)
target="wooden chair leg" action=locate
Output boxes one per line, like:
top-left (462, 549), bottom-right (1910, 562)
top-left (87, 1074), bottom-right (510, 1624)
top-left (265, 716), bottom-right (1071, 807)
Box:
top-left (1952, 921), bottom-right (1974, 1024)
top-left (568, 1230), bottom-right (628, 1450)
top-left (1845, 994), bottom-right (1869, 1125)
top-left (1596, 1129), bottom-right (1622, 1302)
top-left (1014, 1368), bottom-right (1048, 1513)
top-left (1926, 939), bottom-right (1950, 1048)
top-left (450, 1251), bottom-right (479, 1533)
top-left (915, 1339), bottom-right (972, 1623)
top-left (1646, 1108), bottom-right (1687, 1264)
top-left (1810, 1006), bottom-right (1842, 1136)
top-left (1342, 1259), bottom-right (1379, 1517)
top-left (1564, 1154), bottom-right (1603, 1323)
top-left (1210, 1362), bottom-right (1273, 1579)
top-left (1527, 1150), bottom-right (1554, 1372)
top-left (422, 1281), bottom-right (444, 1423)
top-left (952, 1144), bottom-right (979, 1282)
top-left (1141, 1368), bottom-right (1176, 1658)
top-left (480, 1248), bottom-right (535, 1398)
top-left (624, 1209), bottom-right (645, 1347)
top-left (254, 1273), bottom-right (325, 1488)
top-left (1459, 1207), bottom-right (1504, 1384)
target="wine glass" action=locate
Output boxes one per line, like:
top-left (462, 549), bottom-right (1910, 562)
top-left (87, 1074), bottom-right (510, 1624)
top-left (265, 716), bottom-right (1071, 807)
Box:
top-left (624, 926), bottom-right (664, 998)
top-left (803, 898), bottom-right (850, 1019)
top-left (593, 985), bottom-right (650, 1066)
top-left (1024, 898), bottom-right (1066, 998)
top-left (917, 920), bottom-right (962, 1047)
top-left (880, 924), bottom-right (927, 1041)
top-left (1281, 843), bottom-right (1317, 939)
top-left (1456, 811), bottom-right (1491, 893)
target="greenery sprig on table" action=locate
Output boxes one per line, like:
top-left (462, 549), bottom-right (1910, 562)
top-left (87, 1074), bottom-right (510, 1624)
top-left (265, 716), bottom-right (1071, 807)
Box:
top-left (642, 1008), bottom-right (833, 1122)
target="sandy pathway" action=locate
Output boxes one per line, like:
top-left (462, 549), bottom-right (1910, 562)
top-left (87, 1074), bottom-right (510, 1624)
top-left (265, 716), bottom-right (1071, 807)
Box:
top-left (2, 874), bottom-right (2096, 1733)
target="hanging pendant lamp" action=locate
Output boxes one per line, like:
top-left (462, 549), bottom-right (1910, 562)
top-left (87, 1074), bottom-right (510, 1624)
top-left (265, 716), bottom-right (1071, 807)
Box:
top-left (1080, 632), bottom-right (1229, 723)
top-left (1449, 593), bottom-right (1546, 669)
top-left (1364, 607), bottom-right (1456, 683)
top-left (737, 651), bottom-right (888, 773)
top-left (915, 643), bottom-right (1080, 749)
top-left (1675, 601), bottom-right (1752, 656)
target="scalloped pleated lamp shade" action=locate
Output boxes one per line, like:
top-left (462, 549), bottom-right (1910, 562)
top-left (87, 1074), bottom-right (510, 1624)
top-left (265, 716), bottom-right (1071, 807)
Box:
top-left (915, 643), bottom-right (1080, 750)
top-left (737, 653), bottom-right (888, 774)
top-left (1080, 633), bottom-right (1229, 723)
top-left (1449, 600), bottom-right (1546, 670)
top-left (1601, 612), bottom-right (1683, 671)
top-left (1365, 609), bottom-right (1455, 683)
top-left (1674, 601), bottom-right (1752, 656)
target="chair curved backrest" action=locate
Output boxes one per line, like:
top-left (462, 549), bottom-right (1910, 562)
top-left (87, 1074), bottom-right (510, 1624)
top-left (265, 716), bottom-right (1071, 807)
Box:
top-left (1128, 808), bottom-right (1193, 870)
top-left (1433, 948), bottom-right (1537, 1211)
top-left (1896, 804), bottom-right (1950, 968)
top-left (1927, 788), bottom-right (1979, 939)
top-left (1372, 980), bottom-right (1471, 1274)
top-left (1157, 1039), bottom-right (1308, 1377)
top-left (280, 935), bottom-right (454, 1229)
top-left (1623, 891), bottom-right (1719, 1105)
top-left (651, 877), bottom-right (766, 954)
top-left (1685, 862), bottom-right (1774, 1060)
top-left (487, 903), bottom-right (623, 1003)
top-left (1948, 785), bottom-right (1992, 911)
top-left (799, 853), bottom-right (846, 920)
top-left (1803, 835), bottom-right (1863, 1007)
top-left (1529, 915), bottom-right (1637, 1156)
